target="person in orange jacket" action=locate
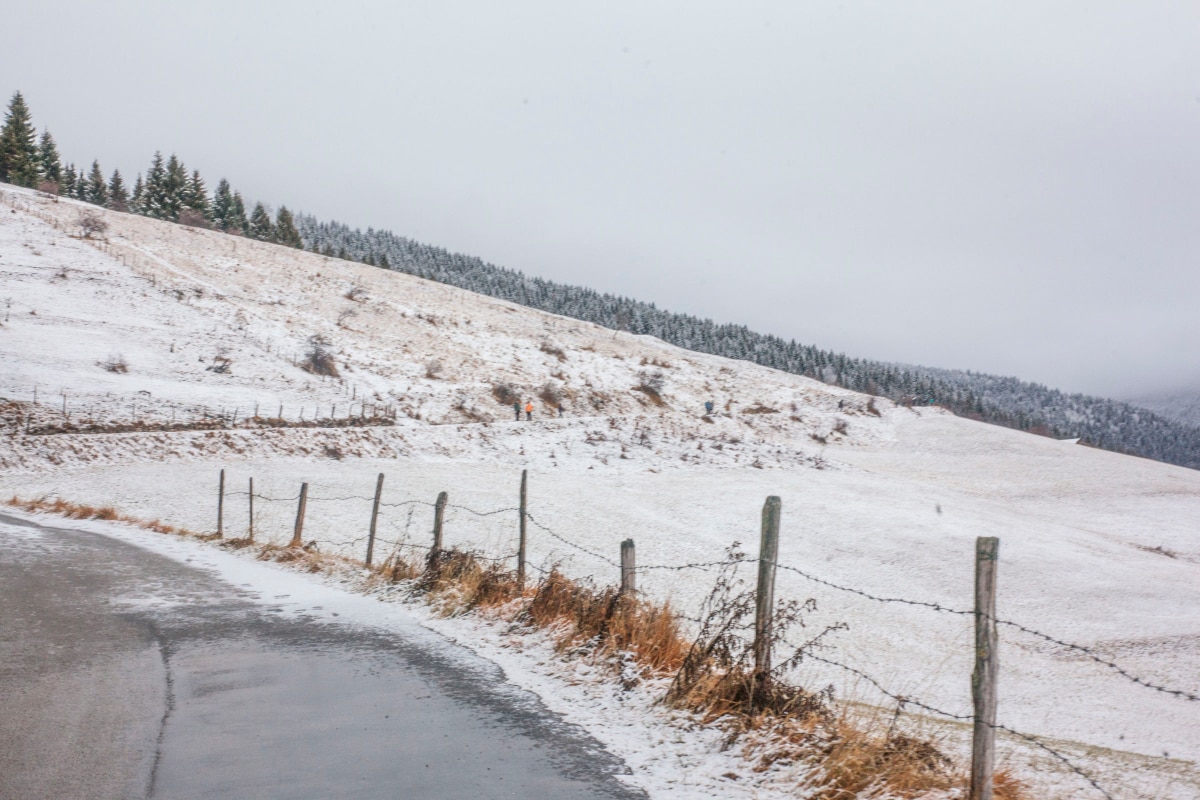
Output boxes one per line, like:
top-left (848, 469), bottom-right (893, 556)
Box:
top-left (524, 401), bottom-right (533, 421)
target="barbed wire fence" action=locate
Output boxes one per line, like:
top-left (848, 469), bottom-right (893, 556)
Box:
top-left (204, 466), bottom-right (1196, 800)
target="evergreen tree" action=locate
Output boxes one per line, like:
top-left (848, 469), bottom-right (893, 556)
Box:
top-left (183, 169), bottom-right (209, 219)
top-left (130, 173), bottom-right (145, 213)
top-left (107, 169), bottom-right (129, 212)
top-left (230, 191), bottom-right (249, 234)
top-left (378, 252), bottom-right (390, 269)
top-left (61, 163), bottom-right (78, 199)
top-left (141, 152), bottom-right (167, 218)
top-left (38, 130), bottom-right (61, 187)
top-left (274, 205), bottom-right (303, 248)
top-left (86, 160), bottom-right (108, 206)
top-left (249, 202), bottom-right (274, 241)
top-left (161, 154), bottom-right (187, 220)
top-left (211, 178), bottom-right (234, 230)
top-left (73, 169), bottom-right (87, 200)
top-left (0, 91), bottom-right (40, 186)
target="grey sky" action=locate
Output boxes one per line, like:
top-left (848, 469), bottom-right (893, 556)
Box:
top-left (4, 2), bottom-right (1198, 398)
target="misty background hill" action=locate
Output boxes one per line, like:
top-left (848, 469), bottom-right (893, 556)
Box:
top-left (297, 215), bottom-right (1200, 470)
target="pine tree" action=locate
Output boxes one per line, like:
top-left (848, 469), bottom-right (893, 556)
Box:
top-left (130, 173), bottom-right (145, 213)
top-left (86, 160), bottom-right (108, 206)
top-left (61, 163), bottom-right (78, 199)
top-left (249, 202), bottom-right (275, 241)
top-left (0, 91), bottom-right (40, 187)
top-left (107, 170), bottom-right (129, 212)
top-left (378, 252), bottom-right (390, 269)
top-left (141, 152), bottom-right (167, 218)
top-left (73, 169), bottom-right (88, 200)
top-left (38, 130), bottom-right (62, 188)
top-left (183, 169), bottom-right (209, 219)
top-left (161, 154), bottom-right (187, 220)
top-left (230, 192), bottom-right (249, 234)
top-left (274, 205), bottom-right (303, 248)
top-left (211, 178), bottom-right (234, 230)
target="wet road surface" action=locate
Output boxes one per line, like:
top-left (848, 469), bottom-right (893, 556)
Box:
top-left (0, 512), bottom-right (647, 799)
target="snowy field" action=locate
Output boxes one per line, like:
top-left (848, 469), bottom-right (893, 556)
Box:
top-left (1, 186), bottom-right (1198, 799)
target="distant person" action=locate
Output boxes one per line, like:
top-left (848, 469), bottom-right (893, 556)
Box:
top-left (525, 401), bottom-right (533, 421)
top-left (704, 400), bottom-right (714, 415)
top-left (557, 403), bottom-right (564, 418)
top-left (513, 401), bottom-right (521, 421)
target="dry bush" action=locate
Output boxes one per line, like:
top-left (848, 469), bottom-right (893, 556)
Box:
top-left (425, 359), bottom-right (443, 379)
top-left (666, 550), bottom-right (840, 724)
top-left (833, 419), bottom-right (849, 436)
top-left (419, 549), bottom-right (521, 611)
top-left (178, 209), bottom-right (210, 229)
top-left (538, 382), bottom-right (562, 407)
top-left (634, 370), bottom-right (666, 406)
top-left (866, 397), bottom-right (881, 416)
top-left (300, 335), bottom-right (339, 377)
top-left (743, 405), bottom-right (779, 415)
top-left (344, 285), bottom-right (366, 302)
top-left (77, 209), bottom-right (108, 239)
top-left (37, 180), bottom-right (59, 199)
top-left (492, 381), bottom-right (520, 406)
top-left (540, 341), bottom-right (567, 361)
top-left (101, 354), bottom-right (129, 373)
top-left (524, 569), bottom-right (687, 675)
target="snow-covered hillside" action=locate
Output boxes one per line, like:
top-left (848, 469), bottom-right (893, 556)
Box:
top-left (2, 185), bottom-right (1197, 800)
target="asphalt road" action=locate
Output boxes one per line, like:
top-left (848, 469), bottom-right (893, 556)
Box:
top-left (0, 512), bottom-right (647, 800)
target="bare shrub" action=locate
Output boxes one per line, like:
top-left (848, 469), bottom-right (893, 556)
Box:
top-left (539, 341), bottom-right (567, 361)
top-left (337, 307), bottom-right (358, 328)
top-left (866, 397), bottom-right (881, 416)
top-left (538, 381), bottom-right (562, 407)
top-left (833, 419), bottom-right (849, 436)
top-left (178, 208), bottom-right (210, 229)
top-left (37, 180), bottom-right (59, 200)
top-left (492, 382), bottom-right (520, 405)
top-left (77, 209), bottom-right (108, 239)
top-left (300, 335), bottom-right (339, 377)
top-left (344, 285), bottom-right (366, 302)
top-left (425, 359), bottom-right (443, 379)
top-left (102, 354), bottom-right (129, 373)
top-left (634, 370), bottom-right (666, 406)
top-left (666, 548), bottom-right (843, 722)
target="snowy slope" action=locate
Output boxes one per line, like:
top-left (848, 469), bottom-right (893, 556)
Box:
top-left (1, 185), bottom-right (1198, 800)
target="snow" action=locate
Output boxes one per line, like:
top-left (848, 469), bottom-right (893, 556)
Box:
top-left (1, 185), bottom-right (1198, 799)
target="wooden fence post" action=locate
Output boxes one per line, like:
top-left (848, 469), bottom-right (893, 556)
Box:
top-left (517, 470), bottom-right (528, 589)
top-left (247, 477), bottom-right (254, 542)
top-left (970, 536), bottom-right (1000, 800)
top-left (620, 539), bottom-right (636, 595)
top-left (291, 483), bottom-right (309, 547)
top-left (431, 491), bottom-right (448, 557)
top-left (366, 473), bottom-right (384, 566)
top-left (217, 468), bottom-right (225, 537)
top-left (753, 496), bottom-right (781, 693)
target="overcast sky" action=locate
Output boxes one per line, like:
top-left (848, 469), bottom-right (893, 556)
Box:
top-left (3, 2), bottom-right (1198, 398)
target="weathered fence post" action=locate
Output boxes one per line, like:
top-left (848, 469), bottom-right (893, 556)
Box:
top-left (620, 538), bottom-right (636, 595)
top-left (217, 468), bottom-right (225, 537)
top-left (431, 491), bottom-right (448, 557)
top-left (517, 469), bottom-right (528, 589)
top-left (366, 473), bottom-right (384, 566)
top-left (247, 477), bottom-right (254, 542)
top-left (290, 483), bottom-right (309, 547)
top-left (970, 536), bottom-right (1000, 800)
top-left (753, 496), bottom-right (781, 693)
